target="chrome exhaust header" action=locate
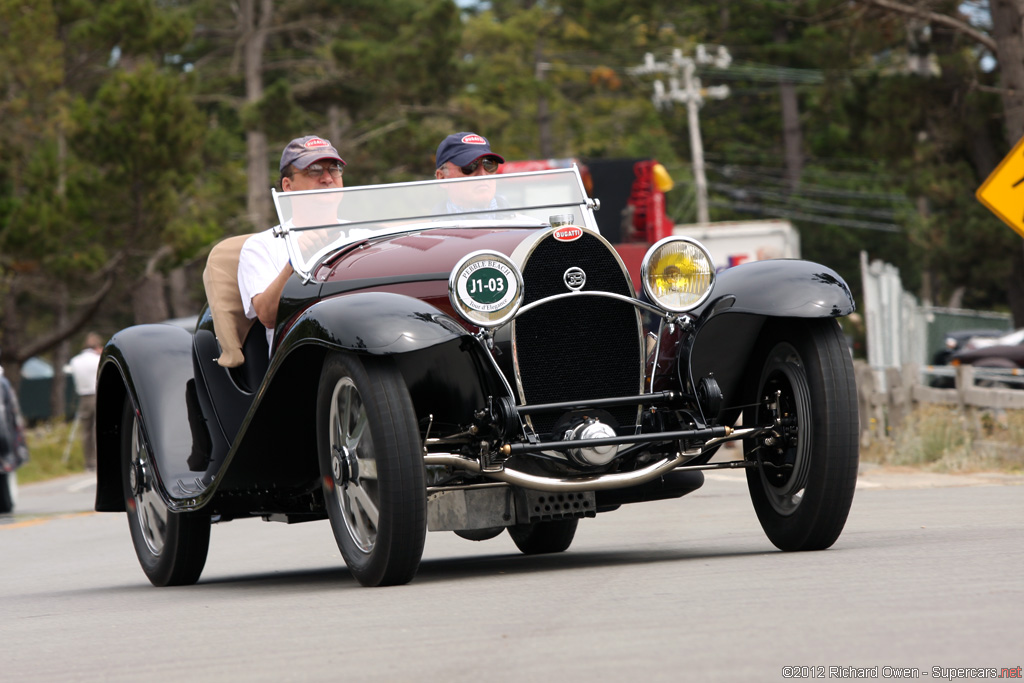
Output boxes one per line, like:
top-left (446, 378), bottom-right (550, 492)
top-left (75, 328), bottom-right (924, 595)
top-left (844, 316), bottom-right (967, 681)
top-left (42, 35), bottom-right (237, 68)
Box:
top-left (423, 425), bottom-right (763, 493)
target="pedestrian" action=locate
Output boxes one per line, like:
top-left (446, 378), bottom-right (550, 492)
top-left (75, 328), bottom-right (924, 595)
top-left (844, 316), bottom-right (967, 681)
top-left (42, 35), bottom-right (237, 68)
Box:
top-left (65, 332), bottom-right (103, 472)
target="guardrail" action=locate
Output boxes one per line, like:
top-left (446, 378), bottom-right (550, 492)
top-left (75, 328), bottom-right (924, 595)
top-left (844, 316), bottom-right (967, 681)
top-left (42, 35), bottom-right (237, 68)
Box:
top-left (854, 361), bottom-right (1024, 445)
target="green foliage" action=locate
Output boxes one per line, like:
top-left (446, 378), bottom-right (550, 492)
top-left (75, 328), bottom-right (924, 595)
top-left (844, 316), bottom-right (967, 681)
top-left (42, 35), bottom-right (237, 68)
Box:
top-left (72, 62), bottom-right (205, 249)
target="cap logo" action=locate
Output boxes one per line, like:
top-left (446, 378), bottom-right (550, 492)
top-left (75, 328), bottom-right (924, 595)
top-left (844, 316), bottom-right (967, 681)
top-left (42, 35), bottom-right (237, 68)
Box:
top-left (305, 137), bottom-right (329, 149)
top-left (461, 134), bottom-right (486, 145)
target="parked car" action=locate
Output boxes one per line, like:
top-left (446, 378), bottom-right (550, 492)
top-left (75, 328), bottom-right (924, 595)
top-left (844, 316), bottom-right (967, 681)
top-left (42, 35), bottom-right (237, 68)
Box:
top-left (94, 167), bottom-right (859, 587)
top-left (0, 369), bottom-right (30, 513)
top-left (950, 328), bottom-right (1024, 387)
top-left (962, 327), bottom-right (1024, 351)
top-left (929, 328), bottom-right (1006, 388)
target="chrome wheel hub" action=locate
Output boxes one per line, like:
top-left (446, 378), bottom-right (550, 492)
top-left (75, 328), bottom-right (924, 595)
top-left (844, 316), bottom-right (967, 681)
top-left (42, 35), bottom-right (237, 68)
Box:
top-left (129, 416), bottom-right (167, 555)
top-left (328, 377), bottom-right (379, 554)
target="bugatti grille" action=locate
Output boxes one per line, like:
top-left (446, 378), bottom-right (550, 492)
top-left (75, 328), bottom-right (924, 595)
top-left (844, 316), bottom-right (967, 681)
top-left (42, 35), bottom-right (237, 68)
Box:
top-left (514, 232), bottom-right (642, 435)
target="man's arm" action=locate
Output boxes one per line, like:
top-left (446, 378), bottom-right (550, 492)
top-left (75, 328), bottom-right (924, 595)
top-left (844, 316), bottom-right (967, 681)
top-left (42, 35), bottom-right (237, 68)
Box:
top-left (250, 262), bottom-right (293, 330)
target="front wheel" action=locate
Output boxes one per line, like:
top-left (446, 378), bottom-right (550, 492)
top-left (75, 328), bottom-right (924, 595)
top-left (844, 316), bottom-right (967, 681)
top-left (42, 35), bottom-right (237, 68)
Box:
top-left (317, 352), bottom-right (426, 587)
top-left (743, 318), bottom-right (858, 551)
top-left (121, 399), bottom-right (210, 586)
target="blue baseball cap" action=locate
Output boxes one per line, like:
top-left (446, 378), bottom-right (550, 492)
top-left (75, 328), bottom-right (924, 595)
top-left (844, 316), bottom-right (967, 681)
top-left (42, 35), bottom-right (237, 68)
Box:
top-left (435, 132), bottom-right (505, 169)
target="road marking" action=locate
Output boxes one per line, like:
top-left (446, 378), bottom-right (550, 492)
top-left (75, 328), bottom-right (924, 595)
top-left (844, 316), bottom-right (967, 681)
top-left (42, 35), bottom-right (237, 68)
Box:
top-left (0, 511), bottom-right (96, 530)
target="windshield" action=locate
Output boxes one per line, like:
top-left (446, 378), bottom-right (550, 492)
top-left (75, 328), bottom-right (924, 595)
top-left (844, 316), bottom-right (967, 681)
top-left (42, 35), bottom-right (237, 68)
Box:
top-left (271, 167), bottom-right (597, 281)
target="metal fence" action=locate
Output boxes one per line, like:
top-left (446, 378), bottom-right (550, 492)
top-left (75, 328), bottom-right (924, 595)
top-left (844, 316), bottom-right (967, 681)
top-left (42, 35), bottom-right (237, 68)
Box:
top-left (859, 251), bottom-right (1014, 391)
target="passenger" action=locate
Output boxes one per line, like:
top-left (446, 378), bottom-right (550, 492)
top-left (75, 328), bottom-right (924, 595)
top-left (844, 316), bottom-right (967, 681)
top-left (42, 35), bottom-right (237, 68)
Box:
top-left (434, 132), bottom-right (506, 214)
top-left (238, 135), bottom-right (346, 346)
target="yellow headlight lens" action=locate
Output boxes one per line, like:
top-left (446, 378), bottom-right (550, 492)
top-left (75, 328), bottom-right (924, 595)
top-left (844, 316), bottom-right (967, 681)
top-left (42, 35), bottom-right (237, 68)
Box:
top-left (641, 238), bottom-right (715, 312)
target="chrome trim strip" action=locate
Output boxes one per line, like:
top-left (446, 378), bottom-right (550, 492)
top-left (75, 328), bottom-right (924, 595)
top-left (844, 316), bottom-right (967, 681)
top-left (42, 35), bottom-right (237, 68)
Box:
top-left (514, 289), bottom-right (667, 318)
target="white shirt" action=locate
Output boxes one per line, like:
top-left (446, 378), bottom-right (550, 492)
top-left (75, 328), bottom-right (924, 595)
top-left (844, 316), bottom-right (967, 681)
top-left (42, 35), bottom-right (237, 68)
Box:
top-left (237, 227), bottom-right (290, 347)
top-left (65, 348), bottom-right (101, 396)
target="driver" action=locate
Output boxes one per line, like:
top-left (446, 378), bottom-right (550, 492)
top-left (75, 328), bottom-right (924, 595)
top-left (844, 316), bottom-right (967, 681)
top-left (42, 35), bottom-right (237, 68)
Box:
top-left (238, 135), bottom-right (346, 346)
top-left (434, 132), bottom-right (506, 214)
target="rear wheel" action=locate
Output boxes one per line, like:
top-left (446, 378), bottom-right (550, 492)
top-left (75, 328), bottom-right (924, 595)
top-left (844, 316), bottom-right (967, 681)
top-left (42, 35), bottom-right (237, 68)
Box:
top-left (743, 318), bottom-right (858, 551)
top-left (121, 399), bottom-right (210, 586)
top-left (508, 519), bottom-right (578, 555)
top-left (317, 352), bottom-right (426, 587)
top-left (0, 470), bottom-right (16, 513)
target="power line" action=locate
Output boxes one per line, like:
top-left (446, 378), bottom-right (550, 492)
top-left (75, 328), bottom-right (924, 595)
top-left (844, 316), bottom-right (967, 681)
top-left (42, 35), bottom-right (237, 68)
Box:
top-left (628, 46), bottom-right (733, 223)
top-left (707, 181), bottom-right (906, 220)
top-left (710, 200), bottom-right (903, 232)
top-left (705, 163), bottom-right (910, 202)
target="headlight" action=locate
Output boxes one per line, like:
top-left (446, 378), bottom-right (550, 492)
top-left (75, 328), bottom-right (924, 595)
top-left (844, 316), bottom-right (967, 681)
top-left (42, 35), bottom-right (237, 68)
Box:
top-left (640, 237), bottom-right (715, 312)
top-left (449, 250), bottom-right (525, 328)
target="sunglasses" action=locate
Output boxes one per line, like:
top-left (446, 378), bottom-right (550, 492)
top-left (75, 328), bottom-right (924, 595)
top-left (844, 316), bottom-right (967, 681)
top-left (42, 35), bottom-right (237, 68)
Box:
top-left (457, 157), bottom-right (500, 175)
top-left (299, 163), bottom-right (344, 179)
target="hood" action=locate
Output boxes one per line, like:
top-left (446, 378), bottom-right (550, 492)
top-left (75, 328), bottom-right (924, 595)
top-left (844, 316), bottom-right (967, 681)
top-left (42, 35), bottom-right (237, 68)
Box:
top-left (316, 226), bottom-right (545, 285)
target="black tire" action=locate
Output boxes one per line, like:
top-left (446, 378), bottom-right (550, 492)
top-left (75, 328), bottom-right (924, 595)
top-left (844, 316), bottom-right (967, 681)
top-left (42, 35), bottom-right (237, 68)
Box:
top-left (317, 352), bottom-right (427, 587)
top-left (508, 519), bottom-right (579, 555)
top-left (121, 399), bottom-right (210, 586)
top-left (743, 318), bottom-right (858, 551)
top-left (454, 527), bottom-right (505, 541)
top-left (0, 470), bottom-right (16, 513)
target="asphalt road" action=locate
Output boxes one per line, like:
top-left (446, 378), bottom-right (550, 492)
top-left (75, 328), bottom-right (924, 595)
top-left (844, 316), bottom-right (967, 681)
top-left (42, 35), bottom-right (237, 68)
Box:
top-left (2, 466), bottom-right (1021, 682)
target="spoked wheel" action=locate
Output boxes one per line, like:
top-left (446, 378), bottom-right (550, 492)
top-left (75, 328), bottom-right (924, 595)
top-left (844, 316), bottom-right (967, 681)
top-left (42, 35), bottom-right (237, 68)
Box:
top-left (121, 399), bottom-right (210, 586)
top-left (317, 352), bottom-right (426, 587)
top-left (508, 519), bottom-right (578, 555)
top-left (743, 318), bottom-right (858, 551)
top-left (0, 470), bottom-right (17, 513)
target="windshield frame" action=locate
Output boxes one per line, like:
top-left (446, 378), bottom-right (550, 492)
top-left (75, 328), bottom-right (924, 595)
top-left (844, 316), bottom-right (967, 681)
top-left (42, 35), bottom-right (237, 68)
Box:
top-left (270, 166), bottom-right (598, 282)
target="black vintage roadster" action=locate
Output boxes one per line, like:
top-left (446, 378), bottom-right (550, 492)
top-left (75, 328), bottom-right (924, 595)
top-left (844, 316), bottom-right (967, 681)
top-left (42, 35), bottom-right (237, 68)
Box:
top-left (94, 167), bottom-right (859, 587)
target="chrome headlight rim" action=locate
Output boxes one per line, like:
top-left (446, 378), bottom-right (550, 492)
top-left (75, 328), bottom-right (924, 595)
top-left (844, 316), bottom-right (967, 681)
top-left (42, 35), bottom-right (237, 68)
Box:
top-left (640, 236), bottom-right (716, 313)
top-left (448, 250), bottom-right (525, 329)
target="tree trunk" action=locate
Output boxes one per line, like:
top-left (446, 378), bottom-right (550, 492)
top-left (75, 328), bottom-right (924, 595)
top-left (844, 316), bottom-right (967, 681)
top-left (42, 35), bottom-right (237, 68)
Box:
top-left (243, 0), bottom-right (273, 231)
top-left (535, 40), bottom-right (553, 158)
top-left (167, 266), bottom-right (193, 319)
top-left (991, 0), bottom-right (1024, 144)
top-left (132, 273), bottom-right (170, 324)
top-left (989, 0), bottom-right (1024, 326)
top-left (50, 284), bottom-right (69, 420)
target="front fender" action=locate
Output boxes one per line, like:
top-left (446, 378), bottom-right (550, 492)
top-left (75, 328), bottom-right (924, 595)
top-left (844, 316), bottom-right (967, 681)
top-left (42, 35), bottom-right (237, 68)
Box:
top-left (207, 291), bottom-right (485, 501)
top-left (94, 324), bottom-right (195, 512)
top-left (697, 259), bottom-right (855, 319)
top-left (275, 290), bottom-right (469, 357)
top-left (684, 260), bottom-right (855, 423)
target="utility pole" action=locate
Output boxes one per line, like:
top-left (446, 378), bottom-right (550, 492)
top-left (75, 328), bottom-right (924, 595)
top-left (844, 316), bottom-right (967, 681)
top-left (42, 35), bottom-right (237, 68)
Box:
top-left (630, 46), bottom-right (731, 224)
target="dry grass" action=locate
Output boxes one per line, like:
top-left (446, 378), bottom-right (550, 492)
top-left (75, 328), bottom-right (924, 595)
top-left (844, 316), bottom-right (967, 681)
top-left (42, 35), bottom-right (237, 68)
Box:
top-left (17, 420), bottom-right (86, 484)
top-left (861, 404), bottom-right (1024, 473)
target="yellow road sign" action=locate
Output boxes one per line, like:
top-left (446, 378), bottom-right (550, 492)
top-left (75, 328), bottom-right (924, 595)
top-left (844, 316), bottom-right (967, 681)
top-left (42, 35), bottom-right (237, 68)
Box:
top-left (977, 134), bottom-right (1024, 238)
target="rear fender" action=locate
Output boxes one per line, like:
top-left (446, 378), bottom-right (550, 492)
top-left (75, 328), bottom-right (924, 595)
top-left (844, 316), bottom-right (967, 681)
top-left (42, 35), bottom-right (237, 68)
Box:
top-left (94, 324), bottom-right (195, 512)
